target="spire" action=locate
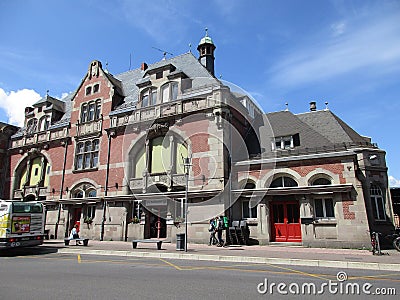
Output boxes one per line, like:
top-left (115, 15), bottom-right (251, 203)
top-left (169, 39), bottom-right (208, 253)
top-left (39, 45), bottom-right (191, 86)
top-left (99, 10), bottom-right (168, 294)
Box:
top-left (197, 28), bottom-right (216, 76)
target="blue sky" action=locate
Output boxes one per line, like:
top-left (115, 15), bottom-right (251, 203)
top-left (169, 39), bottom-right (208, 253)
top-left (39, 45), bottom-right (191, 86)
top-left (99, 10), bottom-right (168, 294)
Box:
top-left (0, 0), bottom-right (399, 186)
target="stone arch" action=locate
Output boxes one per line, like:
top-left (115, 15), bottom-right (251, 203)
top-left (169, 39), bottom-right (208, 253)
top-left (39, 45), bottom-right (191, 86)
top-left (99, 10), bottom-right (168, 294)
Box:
top-left (306, 169), bottom-right (338, 186)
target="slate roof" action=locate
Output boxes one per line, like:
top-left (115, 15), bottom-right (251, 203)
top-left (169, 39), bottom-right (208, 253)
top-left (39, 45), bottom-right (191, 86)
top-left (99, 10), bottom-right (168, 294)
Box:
top-left (264, 110), bottom-right (333, 150)
top-left (297, 110), bottom-right (369, 145)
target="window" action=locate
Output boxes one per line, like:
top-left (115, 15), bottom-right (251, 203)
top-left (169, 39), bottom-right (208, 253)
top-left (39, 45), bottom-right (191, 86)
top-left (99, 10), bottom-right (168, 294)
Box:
top-left (141, 89), bottom-right (157, 107)
top-left (74, 190), bottom-right (84, 198)
top-left (156, 71), bottom-right (163, 79)
top-left (86, 86), bottom-right (92, 95)
top-left (370, 185), bottom-right (386, 220)
top-left (270, 176), bottom-right (298, 188)
top-left (75, 139), bottom-right (100, 170)
top-left (314, 198), bottom-right (335, 219)
top-left (93, 84), bottom-right (99, 93)
top-left (26, 118), bottom-right (38, 134)
top-left (161, 82), bottom-right (179, 103)
top-left (273, 134), bottom-right (300, 150)
top-left (80, 100), bottom-right (101, 123)
top-left (85, 205), bottom-right (96, 219)
top-left (39, 116), bottom-right (50, 131)
top-left (87, 189), bottom-right (97, 198)
top-left (242, 200), bottom-right (257, 219)
top-left (312, 178), bottom-right (332, 186)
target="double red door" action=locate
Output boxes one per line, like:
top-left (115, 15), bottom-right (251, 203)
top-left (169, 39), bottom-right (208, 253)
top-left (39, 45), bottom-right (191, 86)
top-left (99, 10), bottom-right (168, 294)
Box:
top-left (270, 201), bottom-right (301, 242)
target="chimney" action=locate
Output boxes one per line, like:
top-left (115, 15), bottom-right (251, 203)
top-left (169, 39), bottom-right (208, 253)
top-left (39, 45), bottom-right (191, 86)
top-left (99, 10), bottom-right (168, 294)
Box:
top-left (309, 101), bottom-right (317, 112)
top-left (141, 62), bottom-right (148, 71)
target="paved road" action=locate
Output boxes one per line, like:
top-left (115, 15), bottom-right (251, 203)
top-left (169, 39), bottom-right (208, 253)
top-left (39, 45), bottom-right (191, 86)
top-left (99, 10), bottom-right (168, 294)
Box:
top-left (1, 247), bottom-right (399, 299)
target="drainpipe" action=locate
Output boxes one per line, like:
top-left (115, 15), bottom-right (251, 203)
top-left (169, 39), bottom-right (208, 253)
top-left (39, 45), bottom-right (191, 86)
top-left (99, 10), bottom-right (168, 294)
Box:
top-left (55, 137), bottom-right (68, 239)
top-left (101, 130), bottom-right (113, 241)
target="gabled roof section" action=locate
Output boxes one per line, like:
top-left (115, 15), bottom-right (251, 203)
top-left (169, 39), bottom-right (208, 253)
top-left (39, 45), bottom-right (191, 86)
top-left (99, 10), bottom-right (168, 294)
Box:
top-left (265, 111), bottom-right (333, 149)
top-left (33, 94), bottom-right (65, 112)
top-left (297, 110), bottom-right (369, 145)
top-left (111, 52), bottom-right (220, 115)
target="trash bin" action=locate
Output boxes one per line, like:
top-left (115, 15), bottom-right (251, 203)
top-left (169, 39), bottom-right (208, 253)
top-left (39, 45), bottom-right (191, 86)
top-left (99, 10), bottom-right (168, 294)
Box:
top-left (176, 233), bottom-right (185, 251)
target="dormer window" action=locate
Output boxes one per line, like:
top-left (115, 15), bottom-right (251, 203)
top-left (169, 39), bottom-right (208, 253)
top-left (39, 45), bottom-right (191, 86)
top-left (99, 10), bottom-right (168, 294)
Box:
top-left (272, 133), bottom-right (300, 150)
top-left (39, 116), bottom-right (50, 131)
top-left (161, 82), bottom-right (178, 103)
top-left (141, 88), bottom-right (157, 108)
top-left (26, 118), bottom-right (38, 134)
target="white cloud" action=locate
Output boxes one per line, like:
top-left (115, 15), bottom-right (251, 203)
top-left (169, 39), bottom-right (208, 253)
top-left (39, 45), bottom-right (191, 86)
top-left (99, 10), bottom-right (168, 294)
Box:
top-left (331, 21), bottom-right (347, 37)
top-left (0, 88), bottom-right (41, 127)
top-left (268, 11), bottom-right (400, 87)
top-left (389, 176), bottom-right (400, 187)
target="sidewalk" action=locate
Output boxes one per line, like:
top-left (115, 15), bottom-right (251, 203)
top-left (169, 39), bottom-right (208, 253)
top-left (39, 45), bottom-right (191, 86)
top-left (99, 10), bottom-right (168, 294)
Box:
top-left (47, 239), bottom-right (400, 272)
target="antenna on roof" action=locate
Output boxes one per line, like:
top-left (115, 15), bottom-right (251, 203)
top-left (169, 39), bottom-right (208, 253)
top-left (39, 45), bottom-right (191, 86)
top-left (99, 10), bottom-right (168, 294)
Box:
top-left (105, 62), bottom-right (109, 73)
top-left (285, 102), bottom-right (289, 111)
top-left (325, 101), bottom-right (329, 110)
top-left (46, 90), bottom-right (49, 96)
top-left (152, 47), bottom-right (173, 60)
top-left (189, 43), bottom-right (192, 53)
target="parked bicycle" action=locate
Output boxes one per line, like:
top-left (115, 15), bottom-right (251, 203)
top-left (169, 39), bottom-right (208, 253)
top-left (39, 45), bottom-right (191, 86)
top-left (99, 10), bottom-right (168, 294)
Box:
top-left (369, 229), bottom-right (400, 255)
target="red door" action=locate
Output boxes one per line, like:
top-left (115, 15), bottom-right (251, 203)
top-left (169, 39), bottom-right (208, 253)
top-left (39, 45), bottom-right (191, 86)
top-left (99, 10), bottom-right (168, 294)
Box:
top-left (271, 201), bottom-right (301, 242)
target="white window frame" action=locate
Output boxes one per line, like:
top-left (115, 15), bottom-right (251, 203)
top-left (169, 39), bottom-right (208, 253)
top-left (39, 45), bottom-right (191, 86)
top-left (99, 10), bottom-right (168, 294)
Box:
top-left (314, 198), bottom-right (335, 220)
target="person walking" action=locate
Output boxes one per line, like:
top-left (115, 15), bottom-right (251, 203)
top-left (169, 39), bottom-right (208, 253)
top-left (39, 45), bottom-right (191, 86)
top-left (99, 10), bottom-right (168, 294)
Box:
top-left (216, 216), bottom-right (225, 247)
top-left (208, 218), bottom-right (217, 246)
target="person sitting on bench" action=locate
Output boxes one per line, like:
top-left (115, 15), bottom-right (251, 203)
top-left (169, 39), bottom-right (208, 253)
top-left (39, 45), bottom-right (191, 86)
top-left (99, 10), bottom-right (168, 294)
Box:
top-left (69, 225), bottom-right (81, 245)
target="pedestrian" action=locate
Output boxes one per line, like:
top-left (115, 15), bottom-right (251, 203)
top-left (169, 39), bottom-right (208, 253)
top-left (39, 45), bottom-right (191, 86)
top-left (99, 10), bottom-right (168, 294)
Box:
top-left (69, 224), bottom-right (79, 240)
top-left (216, 216), bottom-right (225, 247)
top-left (208, 218), bottom-right (217, 246)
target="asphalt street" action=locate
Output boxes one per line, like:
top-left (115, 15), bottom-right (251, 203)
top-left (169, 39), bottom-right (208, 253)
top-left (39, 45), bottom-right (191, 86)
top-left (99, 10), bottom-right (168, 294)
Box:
top-left (0, 248), bottom-right (399, 299)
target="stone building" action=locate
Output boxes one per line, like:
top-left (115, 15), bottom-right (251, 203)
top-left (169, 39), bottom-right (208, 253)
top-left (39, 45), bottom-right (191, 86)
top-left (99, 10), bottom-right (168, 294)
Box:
top-left (6, 32), bottom-right (395, 247)
top-left (0, 122), bottom-right (19, 199)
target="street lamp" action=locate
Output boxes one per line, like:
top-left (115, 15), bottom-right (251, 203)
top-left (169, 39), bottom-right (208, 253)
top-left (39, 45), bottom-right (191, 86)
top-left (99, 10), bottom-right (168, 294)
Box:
top-left (183, 156), bottom-right (192, 252)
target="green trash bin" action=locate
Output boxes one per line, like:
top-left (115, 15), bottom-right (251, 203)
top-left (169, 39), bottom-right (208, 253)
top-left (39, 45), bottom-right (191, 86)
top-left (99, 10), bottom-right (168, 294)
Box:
top-left (176, 233), bottom-right (185, 251)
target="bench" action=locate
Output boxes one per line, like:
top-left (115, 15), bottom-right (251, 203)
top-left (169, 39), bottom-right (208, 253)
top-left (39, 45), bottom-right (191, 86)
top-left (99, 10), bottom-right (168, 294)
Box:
top-left (132, 239), bottom-right (163, 250)
top-left (64, 238), bottom-right (89, 246)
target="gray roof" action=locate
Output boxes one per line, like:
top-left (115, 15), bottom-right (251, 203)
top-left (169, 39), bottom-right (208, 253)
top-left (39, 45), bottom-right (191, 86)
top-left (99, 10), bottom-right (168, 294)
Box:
top-left (265, 111), bottom-right (333, 150)
top-left (297, 110), bottom-right (369, 145)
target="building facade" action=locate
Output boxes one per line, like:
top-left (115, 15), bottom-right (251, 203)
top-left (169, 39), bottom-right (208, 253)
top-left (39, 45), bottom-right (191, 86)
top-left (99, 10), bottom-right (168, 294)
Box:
top-left (6, 32), bottom-right (396, 247)
top-left (0, 122), bottom-right (19, 199)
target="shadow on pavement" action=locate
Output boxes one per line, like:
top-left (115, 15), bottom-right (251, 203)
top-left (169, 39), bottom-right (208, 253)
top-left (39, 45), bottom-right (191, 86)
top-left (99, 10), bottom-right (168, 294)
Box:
top-left (0, 245), bottom-right (61, 257)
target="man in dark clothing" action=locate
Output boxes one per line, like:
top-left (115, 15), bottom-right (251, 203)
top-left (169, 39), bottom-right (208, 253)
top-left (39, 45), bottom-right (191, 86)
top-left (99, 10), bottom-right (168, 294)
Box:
top-left (216, 216), bottom-right (225, 247)
top-left (208, 218), bottom-right (217, 246)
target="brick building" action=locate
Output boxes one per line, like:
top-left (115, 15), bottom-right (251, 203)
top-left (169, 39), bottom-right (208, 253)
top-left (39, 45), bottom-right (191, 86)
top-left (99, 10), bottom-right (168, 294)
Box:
top-left (0, 122), bottom-right (19, 199)
top-left (6, 32), bottom-right (395, 247)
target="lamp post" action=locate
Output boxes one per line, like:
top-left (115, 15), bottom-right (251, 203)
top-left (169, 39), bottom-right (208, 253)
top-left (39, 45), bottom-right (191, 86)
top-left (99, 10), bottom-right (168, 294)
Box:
top-left (183, 156), bottom-right (191, 252)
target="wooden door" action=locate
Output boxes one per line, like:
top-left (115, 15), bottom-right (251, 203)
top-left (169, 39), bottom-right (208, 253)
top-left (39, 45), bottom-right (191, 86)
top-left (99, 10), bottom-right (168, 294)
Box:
top-left (271, 201), bottom-right (301, 242)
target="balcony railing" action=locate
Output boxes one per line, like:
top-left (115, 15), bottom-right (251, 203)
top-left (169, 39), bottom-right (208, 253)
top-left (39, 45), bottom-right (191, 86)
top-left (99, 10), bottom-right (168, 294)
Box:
top-left (110, 91), bottom-right (221, 128)
top-left (11, 127), bottom-right (69, 149)
top-left (13, 186), bottom-right (49, 199)
top-left (76, 119), bottom-right (103, 137)
top-left (129, 173), bottom-right (186, 192)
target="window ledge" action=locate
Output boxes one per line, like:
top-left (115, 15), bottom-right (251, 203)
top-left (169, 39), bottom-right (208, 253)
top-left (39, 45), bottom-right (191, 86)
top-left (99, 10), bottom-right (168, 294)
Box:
top-left (313, 219), bottom-right (337, 225)
top-left (73, 167), bottom-right (99, 174)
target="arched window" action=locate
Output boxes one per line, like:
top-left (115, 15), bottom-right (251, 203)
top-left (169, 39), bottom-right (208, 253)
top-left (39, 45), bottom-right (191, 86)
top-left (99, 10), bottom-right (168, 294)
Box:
top-left (26, 118), bottom-right (38, 134)
top-left (161, 82), bottom-right (179, 103)
top-left (141, 88), bottom-right (157, 107)
top-left (80, 100), bottom-right (101, 123)
top-left (370, 185), bottom-right (385, 220)
top-left (74, 190), bottom-right (84, 198)
top-left (87, 189), bottom-right (97, 198)
top-left (312, 178), bottom-right (332, 186)
top-left (39, 116), bottom-right (50, 131)
top-left (17, 156), bottom-right (50, 189)
top-left (270, 176), bottom-right (298, 188)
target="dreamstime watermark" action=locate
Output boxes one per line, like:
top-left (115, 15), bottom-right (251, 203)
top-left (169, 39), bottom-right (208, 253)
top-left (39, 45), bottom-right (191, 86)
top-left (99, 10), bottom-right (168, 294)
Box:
top-left (257, 271), bottom-right (396, 296)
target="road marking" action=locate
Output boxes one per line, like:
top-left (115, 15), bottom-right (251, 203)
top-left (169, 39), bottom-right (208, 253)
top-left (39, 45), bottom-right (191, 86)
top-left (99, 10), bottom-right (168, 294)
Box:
top-left (159, 258), bottom-right (183, 270)
top-left (77, 254), bottom-right (81, 263)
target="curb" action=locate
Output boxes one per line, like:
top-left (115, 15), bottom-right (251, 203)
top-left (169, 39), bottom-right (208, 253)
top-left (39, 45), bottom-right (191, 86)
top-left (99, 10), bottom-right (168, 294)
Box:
top-left (57, 248), bottom-right (400, 272)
